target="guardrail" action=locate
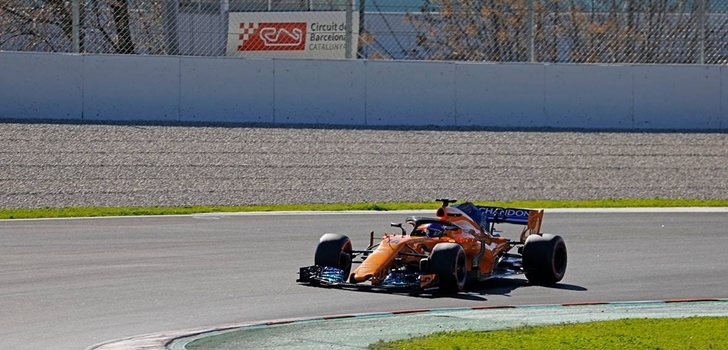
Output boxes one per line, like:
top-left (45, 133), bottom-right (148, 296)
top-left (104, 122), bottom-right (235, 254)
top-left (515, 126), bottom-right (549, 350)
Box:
top-left (1, 51), bottom-right (725, 129)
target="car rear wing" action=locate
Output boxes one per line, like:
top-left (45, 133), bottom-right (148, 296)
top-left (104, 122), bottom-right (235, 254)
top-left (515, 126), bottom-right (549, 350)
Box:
top-left (478, 206), bottom-right (544, 242)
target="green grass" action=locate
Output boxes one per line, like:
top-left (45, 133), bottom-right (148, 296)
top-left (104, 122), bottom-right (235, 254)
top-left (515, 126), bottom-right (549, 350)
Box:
top-left (0, 198), bottom-right (727, 219)
top-left (370, 317), bottom-right (728, 350)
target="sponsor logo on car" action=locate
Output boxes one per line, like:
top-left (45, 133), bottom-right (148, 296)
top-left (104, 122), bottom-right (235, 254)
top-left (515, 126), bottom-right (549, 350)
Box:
top-left (482, 207), bottom-right (531, 218)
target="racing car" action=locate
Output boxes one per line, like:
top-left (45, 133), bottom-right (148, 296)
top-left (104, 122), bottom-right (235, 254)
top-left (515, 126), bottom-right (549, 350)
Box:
top-left (298, 199), bottom-right (567, 293)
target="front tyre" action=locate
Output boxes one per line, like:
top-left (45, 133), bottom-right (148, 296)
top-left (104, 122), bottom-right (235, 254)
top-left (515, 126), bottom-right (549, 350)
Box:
top-left (522, 234), bottom-right (567, 285)
top-left (430, 243), bottom-right (467, 293)
top-left (314, 233), bottom-right (353, 277)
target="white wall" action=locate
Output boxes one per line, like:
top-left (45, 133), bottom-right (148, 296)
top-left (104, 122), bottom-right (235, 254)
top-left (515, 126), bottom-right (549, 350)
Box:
top-left (0, 51), bottom-right (725, 130)
top-left (0, 52), bottom-right (82, 120)
top-left (83, 55), bottom-right (181, 121)
top-left (544, 64), bottom-right (633, 129)
top-left (365, 60), bottom-right (456, 126)
top-left (723, 68), bottom-right (728, 127)
top-left (633, 65), bottom-right (722, 129)
top-left (455, 63), bottom-right (545, 127)
top-left (180, 57), bottom-right (274, 123)
top-left (274, 59), bottom-right (365, 125)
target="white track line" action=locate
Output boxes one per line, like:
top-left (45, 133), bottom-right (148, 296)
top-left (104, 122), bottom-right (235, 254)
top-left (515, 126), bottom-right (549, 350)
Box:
top-left (3, 207), bottom-right (728, 222)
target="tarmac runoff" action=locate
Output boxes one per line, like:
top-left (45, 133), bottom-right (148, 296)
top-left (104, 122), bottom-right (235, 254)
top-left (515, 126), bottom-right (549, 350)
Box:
top-left (161, 299), bottom-right (728, 350)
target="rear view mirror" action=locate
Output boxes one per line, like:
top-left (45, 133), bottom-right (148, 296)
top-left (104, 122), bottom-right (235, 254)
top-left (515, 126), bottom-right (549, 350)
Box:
top-left (390, 223), bottom-right (406, 235)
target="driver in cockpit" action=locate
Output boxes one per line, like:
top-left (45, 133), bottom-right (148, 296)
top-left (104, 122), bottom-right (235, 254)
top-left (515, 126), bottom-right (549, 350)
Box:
top-left (415, 223), bottom-right (446, 238)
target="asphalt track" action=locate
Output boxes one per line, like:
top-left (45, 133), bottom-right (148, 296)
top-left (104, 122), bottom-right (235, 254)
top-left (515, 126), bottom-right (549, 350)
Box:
top-left (2, 211), bottom-right (728, 349)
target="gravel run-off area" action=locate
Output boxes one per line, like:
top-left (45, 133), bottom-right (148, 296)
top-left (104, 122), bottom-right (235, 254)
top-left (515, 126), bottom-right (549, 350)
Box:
top-left (1, 122), bottom-right (727, 208)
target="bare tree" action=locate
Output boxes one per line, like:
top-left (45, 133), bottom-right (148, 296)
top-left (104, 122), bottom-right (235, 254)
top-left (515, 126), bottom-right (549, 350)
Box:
top-left (0, 0), bottom-right (74, 51)
top-left (110, 0), bottom-right (135, 53)
top-left (405, 0), bottom-right (713, 63)
top-left (405, 0), bottom-right (530, 61)
top-left (0, 0), bottom-right (149, 54)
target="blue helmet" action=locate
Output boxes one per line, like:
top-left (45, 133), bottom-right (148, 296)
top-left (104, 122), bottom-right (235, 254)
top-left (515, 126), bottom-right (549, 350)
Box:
top-left (417, 223), bottom-right (445, 238)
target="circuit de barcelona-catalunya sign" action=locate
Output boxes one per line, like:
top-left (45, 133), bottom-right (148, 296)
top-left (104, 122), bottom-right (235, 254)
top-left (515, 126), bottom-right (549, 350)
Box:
top-left (227, 11), bottom-right (359, 59)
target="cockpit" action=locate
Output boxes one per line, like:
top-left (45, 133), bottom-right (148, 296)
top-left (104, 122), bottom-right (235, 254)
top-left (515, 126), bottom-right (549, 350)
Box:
top-left (405, 217), bottom-right (458, 237)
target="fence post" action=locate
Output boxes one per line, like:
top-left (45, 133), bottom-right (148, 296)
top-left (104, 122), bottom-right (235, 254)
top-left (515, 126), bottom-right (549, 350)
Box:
top-left (358, 0), bottom-right (366, 59)
top-left (698, 0), bottom-right (706, 64)
top-left (527, 0), bottom-right (535, 62)
top-left (71, 0), bottom-right (80, 53)
top-left (220, 0), bottom-right (229, 56)
top-left (163, 0), bottom-right (179, 55)
top-left (345, 0), bottom-right (353, 59)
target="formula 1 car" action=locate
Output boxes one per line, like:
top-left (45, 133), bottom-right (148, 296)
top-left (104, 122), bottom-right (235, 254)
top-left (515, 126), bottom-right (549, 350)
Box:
top-left (298, 199), bottom-right (567, 293)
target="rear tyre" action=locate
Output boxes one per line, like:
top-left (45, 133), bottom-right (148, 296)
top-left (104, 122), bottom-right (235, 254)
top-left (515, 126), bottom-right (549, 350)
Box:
top-left (522, 234), bottom-right (567, 285)
top-left (314, 233), bottom-right (353, 277)
top-left (430, 243), bottom-right (467, 293)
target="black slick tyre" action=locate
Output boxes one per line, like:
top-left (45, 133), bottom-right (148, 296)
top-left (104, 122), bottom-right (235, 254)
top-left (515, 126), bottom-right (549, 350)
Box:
top-left (314, 233), bottom-right (353, 277)
top-left (522, 233), bottom-right (567, 285)
top-left (430, 243), bottom-right (467, 293)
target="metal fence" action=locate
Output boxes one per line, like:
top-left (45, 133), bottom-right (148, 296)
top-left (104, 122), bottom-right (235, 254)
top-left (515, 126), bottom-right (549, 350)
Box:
top-left (2, 0), bottom-right (727, 63)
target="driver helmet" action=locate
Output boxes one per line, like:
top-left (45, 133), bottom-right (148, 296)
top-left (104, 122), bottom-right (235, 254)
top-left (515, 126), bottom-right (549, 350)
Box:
top-left (417, 223), bottom-right (445, 238)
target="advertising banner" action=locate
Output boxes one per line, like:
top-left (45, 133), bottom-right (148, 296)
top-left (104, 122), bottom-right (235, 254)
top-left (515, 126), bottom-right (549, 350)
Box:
top-left (227, 12), bottom-right (359, 59)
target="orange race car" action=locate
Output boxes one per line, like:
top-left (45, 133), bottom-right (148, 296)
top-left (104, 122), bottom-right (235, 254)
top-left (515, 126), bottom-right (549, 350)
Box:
top-left (298, 199), bottom-right (567, 293)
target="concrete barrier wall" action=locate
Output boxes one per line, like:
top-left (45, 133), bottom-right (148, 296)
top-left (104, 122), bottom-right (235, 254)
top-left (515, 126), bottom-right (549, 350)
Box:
top-left (0, 52), bottom-right (82, 120)
top-left (84, 55), bottom-right (181, 121)
top-left (456, 63), bottom-right (546, 127)
top-left (723, 68), bottom-right (728, 127)
top-left (180, 57), bottom-right (274, 123)
top-left (544, 64), bottom-right (633, 129)
top-left (0, 51), bottom-right (725, 129)
top-left (633, 65), bottom-right (722, 129)
top-left (274, 59), bottom-right (365, 125)
top-left (366, 60), bottom-right (456, 126)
